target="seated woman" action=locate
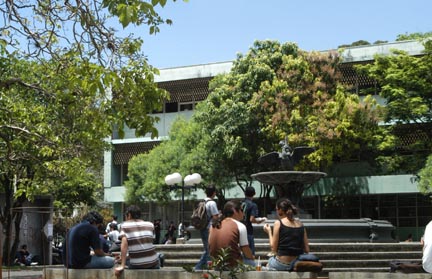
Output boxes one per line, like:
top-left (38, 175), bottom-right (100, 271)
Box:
top-left (263, 198), bottom-right (310, 271)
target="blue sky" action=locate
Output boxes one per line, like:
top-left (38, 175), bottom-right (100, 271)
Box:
top-left (132, 0), bottom-right (432, 69)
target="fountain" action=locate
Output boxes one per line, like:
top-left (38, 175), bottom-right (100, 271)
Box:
top-left (251, 140), bottom-right (396, 243)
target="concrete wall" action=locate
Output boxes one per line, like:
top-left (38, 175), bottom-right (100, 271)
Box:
top-left (0, 195), bottom-right (53, 265)
top-left (44, 267), bottom-right (319, 279)
top-left (42, 268), bottom-right (432, 279)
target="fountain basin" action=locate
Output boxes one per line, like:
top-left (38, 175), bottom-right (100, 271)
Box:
top-left (251, 171), bottom-right (327, 185)
top-left (253, 218), bottom-right (396, 243)
top-left (187, 218), bottom-right (396, 243)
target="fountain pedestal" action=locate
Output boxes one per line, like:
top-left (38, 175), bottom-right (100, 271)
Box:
top-left (251, 171), bottom-right (396, 243)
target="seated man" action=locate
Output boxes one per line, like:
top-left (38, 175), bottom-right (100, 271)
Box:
top-left (63, 211), bottom-right (114, 269)
top-left (114, 205), bottom-right (160, 277)
top-left (209, 200), bottom-right (255, 268)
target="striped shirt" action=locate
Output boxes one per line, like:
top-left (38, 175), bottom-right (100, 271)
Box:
top-left (119, 220), bottom-right (158, 268)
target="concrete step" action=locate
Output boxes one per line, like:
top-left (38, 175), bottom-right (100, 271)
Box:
top-left (156, 242), bottom-right (423, 270)
top-left (317, 251), bottom-right (422, 260)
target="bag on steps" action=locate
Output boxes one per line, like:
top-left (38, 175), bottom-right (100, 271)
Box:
top-left (293, 253), bottom-right (323, 273)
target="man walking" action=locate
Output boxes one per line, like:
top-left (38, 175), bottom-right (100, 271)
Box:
top-left (194, 185), bottom-right (219, 270)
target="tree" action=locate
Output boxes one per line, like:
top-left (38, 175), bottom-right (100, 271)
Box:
top-left (0, 0), bottom-right (184, 265)
top-left (338, 40), bottom-right (371, 48)
top-left (358, 38), bottom-right (432, 191)
top-left (125, 117), bottom-right (232, 206)
top-left (196, 40), bottom-right (383, 179)
top-left (418, 155), bottom-right (432, 195)
top-left (127, 40), bottom-right (383, 206)
top-left (396, 32), bottom-right (432, 41)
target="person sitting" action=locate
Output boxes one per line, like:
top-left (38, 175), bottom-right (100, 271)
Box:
top-left (108, 223), bottom-right (121, 252)
top-left (15, 244), bottom-right (31, 266)
top-left (208, 200), bottom-right (255, 268)
top-left (263, 198), bottom-right (311, 271)
top-left (62, 211), bottom-right (114, 269)
top-left (114, 205), bottom-right (160, 277)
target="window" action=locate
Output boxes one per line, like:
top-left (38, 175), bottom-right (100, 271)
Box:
top-left (165, 102), bottom-right (178, 113)
top-left (179, 102), bottom-right (194, 111)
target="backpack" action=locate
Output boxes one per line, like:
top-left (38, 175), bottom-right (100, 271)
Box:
top-left (241, 200), bottom-right (249, 224)
top-left (191, 200), bottom-right (208, 230)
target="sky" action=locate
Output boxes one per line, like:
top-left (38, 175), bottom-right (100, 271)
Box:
top-left (131, 0), bottom-right (432, 69)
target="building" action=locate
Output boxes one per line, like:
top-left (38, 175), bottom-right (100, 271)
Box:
top-left (103, 40), bottom-right (431, 240)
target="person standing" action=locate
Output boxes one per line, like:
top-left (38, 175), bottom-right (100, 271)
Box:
top-left (63, 211), bottom-right (114, 269)
top-left (167, 221), bottom-right (176, 239)
top-left (153, 219), bottom-right (161, 244)
top-left (242, 186), bottom-right (267, 255)
top-left (209, 200), bottom-right (255, 267)
top-left (105, 215), bottom-right (118, 234)
top-left (194, 185), bottom-right (219, 270)
top-left (114, 205), bottom-right (160, 277)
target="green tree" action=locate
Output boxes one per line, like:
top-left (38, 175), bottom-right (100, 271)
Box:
top-left (418, 155), bottom-right (432, 195)
top-left (359, 40), bottom-right (432, 125)
top-left (358, 38), bottom-right (432, 190)
top-left (125, 117), bottom-right (232, 206)
top-left (338, 40), bottom-right (371, 48)
top-left (0, 0), bottom-right (184, 265)
top-left (396, 32), bottom-right (432, 41)
top-left (126, 40), bottom-right (383, 213)
top-left (197, 40), bottom-right (382, 177)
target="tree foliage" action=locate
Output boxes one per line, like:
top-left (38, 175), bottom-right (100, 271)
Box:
top-left (126, 40), bottom-right (384, 205)
top-left (0, 0), bottom-right (183, 265)
top-left (124, 117), bottom-right (229, 204)
top-left (358, 38), bottom-right (432, 192)
top-left (358, 40), bottom-right (432, 125)
top-left (396, 32), bottom-right (432, 42)
top-left (418, 155), bottom-right (432, 194)
top-left (196, 40), bottom-right (383, 174)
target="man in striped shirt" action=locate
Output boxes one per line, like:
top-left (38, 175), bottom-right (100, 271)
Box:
top-left (114, 205), bottom-right (160, 276)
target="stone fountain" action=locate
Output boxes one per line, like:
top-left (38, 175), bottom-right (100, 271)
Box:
top-left (251, 140), bottom-right (396, 243)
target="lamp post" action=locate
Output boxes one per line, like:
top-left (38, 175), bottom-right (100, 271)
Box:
top-left (165, 172), bottom-right (202, 234)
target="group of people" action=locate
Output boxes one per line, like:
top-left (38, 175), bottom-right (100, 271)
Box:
top-left (61, 184), bottom-right (318, 275)
top-left (193, 185), bottom-right (310, 272)
top-left (62, 205), bottom-right (161, 277)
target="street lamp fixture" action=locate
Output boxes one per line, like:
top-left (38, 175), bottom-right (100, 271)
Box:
top-left (165, 172), bottom-right (202, 234)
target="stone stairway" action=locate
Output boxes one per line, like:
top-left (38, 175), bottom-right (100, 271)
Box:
top-left (156, 241), bottom-right (423, 273)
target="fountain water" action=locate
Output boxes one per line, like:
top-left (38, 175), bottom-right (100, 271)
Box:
top-left (252, 140), bottom-right (396, 243)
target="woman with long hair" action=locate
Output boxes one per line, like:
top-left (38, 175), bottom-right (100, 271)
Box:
top-left (263, 198), bottom-right (310, 271)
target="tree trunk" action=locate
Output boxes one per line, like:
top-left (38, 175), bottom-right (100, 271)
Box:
top-left (1, 174), bottom-right (25, 266)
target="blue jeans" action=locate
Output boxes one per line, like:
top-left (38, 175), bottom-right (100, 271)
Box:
top-left (126, 253), bottom-right (162, 269)
top-left (267, 254), bottom-right (319, 271)
top-left (194, 227), bottom-right (210, 270)
top-left (84, 255), bottom-right (115, 269)
top-left (242, 255), bottom-right (256, 267)
top-left (247, 234), bottom-right (255, 255)
top-left (267, 256), bottom-right (294, 271)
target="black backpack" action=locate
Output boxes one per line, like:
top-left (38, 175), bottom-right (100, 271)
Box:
top-left (241, 200), bottom-right (249, 224)
top-left (191, 200), bottom-right (208, 230)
